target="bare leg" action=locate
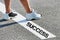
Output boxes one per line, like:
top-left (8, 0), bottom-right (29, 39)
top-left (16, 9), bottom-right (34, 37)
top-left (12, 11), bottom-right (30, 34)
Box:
top-left (4, 0), bottom-right (11, 13)
top-left (20, 0), bottom-right (32, 13)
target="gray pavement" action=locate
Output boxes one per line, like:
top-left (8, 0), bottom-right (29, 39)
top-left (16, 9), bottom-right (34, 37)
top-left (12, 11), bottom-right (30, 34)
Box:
top-left (0, 0), bottom-right (60, 40)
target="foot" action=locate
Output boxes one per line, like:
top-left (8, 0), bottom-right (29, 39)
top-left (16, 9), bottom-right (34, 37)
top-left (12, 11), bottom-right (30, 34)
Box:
top-left (3, 12), bottom-right (17, 20)
top-left (8, 12), bottom-right (17, 17)
top-left (26, 9), bottom-right (41, 21)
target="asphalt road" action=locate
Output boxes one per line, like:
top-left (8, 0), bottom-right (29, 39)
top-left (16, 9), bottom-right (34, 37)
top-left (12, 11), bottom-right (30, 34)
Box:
top-left (0, 0), bottom-right (60, 40)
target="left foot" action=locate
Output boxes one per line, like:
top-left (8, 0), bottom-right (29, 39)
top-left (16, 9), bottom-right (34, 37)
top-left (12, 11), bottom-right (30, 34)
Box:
top-left (8, 12), bottom-right (17, 17)
top-left (2, 12), bottom-right (17, 20)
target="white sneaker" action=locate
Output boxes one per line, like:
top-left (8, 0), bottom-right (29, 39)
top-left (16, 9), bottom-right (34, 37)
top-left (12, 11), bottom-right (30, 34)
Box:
top-left (2, 13), bottom-right (10, 20)
top-left (2, 12), bottom-right (17, 20)
top-left (26, 10), bottom-right (41, 20)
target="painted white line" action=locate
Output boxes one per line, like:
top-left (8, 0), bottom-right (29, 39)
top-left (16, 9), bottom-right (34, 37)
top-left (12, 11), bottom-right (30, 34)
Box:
top-left (0, 2), bottom-right (56, 39)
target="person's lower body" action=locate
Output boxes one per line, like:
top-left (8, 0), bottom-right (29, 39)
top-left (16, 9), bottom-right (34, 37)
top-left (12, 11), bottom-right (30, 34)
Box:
top-left (3, 0), bottom-right (17, 20)
top-left (3, 0), bottom-right (41, 20)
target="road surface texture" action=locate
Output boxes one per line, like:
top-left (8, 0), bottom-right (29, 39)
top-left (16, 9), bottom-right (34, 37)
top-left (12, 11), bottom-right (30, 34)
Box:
top-left (0, 0), bottom-right (60, 40)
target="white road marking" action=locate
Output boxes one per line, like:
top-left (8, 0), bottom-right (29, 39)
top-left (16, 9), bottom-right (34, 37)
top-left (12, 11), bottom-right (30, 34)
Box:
top-left (0, 2), bottom-right (56, 39)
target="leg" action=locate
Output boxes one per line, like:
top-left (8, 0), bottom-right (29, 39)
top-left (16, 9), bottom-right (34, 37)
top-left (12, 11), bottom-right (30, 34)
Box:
top-left (20, 0), bottom-right (41, 20)
top-left (20, 0), bottom-right (32, 13)
top-left (3, 0), bottom-right (17, 20)
top-left (4, 0), bottom-right (11, 13)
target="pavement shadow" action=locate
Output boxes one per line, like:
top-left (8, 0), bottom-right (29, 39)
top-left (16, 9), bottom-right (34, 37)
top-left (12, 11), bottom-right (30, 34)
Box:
top-left (0, 19), bottom-right (8, 22)
top-left (0, 19), bottom-right (37, 28)
top-left (0, 22), bottom-right (17, 28)
top-left (0, 19), bottom-right (27, 28)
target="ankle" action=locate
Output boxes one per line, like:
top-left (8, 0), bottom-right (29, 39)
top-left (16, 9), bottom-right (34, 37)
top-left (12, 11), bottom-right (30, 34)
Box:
top-left (27, 10), bottom-right (32, 13)
top-left (6, 11), bottom-right (11, 14)
top-left (27, 9), bottom-right (35, 14)
top-left (6, 9), bottom-right (11, 13)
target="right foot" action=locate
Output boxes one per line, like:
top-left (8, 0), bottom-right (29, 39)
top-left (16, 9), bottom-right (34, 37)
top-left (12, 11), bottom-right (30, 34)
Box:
top-left (3, 12), bottom-right (17, 20)
top-left (26, 9), bottom-right (41, 21)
